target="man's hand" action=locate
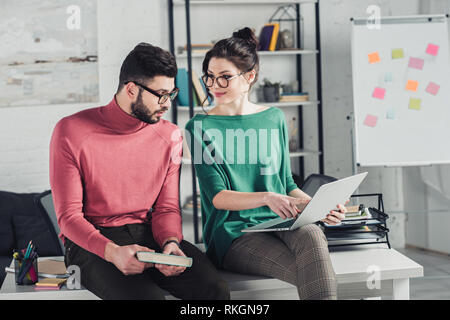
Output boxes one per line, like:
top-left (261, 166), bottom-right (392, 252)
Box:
top-left (104, 242), bottom-right (154, 275)
top-left (155, 241), bottom-right (187, 277)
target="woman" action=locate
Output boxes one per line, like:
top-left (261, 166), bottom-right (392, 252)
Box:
top-left (185, 27), bottom-right (346, 300)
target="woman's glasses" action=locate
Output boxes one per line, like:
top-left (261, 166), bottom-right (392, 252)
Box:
top-left (201, 71), bottom-right (244, 89)
top-left (125, 81), bottom-right (179, 104)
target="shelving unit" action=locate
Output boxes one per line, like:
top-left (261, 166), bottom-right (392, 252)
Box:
top-left (168, 0), bottom-right (324, 243)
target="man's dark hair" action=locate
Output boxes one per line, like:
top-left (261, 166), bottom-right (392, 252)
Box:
top-left (117, 42), bottom-right (178, 92)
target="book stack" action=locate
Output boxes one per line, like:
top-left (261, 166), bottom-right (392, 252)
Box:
top-left (320, 205), bottom-right (391, 248)
top-left (176, 68), bottom-right (212, 107)
top-left (279, 92), bottom-right (309, 102)
top-left (34, 278), bottom-right (67, 291)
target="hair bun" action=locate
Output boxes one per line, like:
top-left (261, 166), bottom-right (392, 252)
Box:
top-left (232, 27), bottom-right (258, 49)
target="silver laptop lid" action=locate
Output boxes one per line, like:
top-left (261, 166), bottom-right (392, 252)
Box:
top-left (290, 172), bottom-right (368, 229)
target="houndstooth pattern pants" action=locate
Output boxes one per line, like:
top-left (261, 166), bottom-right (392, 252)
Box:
top-left (223, 223), bottom-right (337, 300)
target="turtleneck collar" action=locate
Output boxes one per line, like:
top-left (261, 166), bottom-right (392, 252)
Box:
top-left (100, 96), bottom-right (150, 134)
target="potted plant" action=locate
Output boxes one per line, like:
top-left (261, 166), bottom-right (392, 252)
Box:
top-left (262, 78), bottom-right (281, 102)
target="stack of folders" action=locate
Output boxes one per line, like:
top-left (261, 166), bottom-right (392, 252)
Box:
top-left (320, 206), bottom-right (390, 247)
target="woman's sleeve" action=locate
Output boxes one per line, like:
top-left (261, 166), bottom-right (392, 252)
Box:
top-left (280, 111), bottom-right (299, 194)
top-left (185, 120), bottom-right (228, 202)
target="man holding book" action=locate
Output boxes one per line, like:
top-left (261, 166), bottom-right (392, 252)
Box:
top-left (49, 43), bottom-right (229, 300)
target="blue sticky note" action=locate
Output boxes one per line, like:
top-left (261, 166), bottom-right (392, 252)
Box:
top-left (386, 108), bottom-right (395, 119)
top-left (384, 72), bottom-right (393, 83)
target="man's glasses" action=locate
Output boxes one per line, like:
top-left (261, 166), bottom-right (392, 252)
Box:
top-left (201, 71), bottom-right (245, 89)
top-left (125, 81), bottom-right (179, 104)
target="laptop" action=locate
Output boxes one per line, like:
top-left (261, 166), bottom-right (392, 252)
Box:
top-left (241, 172), bottom-right (368, 233)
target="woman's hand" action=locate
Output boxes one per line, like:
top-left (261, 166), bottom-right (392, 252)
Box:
top-left (263, 192), bottom-right (311, 220)
top-left (321, 202), bottom-right (349, 225)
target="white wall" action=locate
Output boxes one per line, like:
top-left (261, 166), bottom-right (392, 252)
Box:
top-left (404, 0), bottom-right (450, 254)
top-left (2, 0), bottom-right (435, 249)
top-left (0, 0), bottom-right (168, 193)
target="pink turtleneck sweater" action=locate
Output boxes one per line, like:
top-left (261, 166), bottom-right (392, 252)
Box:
top-left (49, 97), bottom-right (183, 259)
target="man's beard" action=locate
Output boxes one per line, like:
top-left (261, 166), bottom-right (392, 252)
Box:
top-left (130, 90), bottom-right (167, 124)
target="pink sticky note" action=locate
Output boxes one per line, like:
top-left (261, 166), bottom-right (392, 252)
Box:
top-left (408, 57), bottom-right (424, 70)
top-left (426, 43), bottom-right (439, 56)
top-left (425, 82), bottom-right (440, 95)
top-left (364, 114), bottom-right (378, 128)
top-left (372, 87), bottom-right (386, 100)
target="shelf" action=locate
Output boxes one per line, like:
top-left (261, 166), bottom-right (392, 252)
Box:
top-left (176, 49), bottom-right (318, 59)
top-left (174, 0), bottom-right (317, 5)
top-left (182, 149), bottom-right (321, 165)
top-left (176, 100), bottom-right (320, 112)
top-left (289, 149), bottom-right (322, 158)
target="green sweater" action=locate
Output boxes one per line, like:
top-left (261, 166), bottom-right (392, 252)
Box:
top-left (185, 107), bottom-right (298, 266)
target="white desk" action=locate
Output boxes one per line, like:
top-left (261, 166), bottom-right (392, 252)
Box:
top-left (0, 246), bottom-right (423, 300)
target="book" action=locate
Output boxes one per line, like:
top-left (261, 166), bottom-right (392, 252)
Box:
top-left (267, 23), bottom-right (280, 51)
top-left (279, 92), bottom-right (309, 102)
top-left (35, 277), bottom-right (67, 287)
top-left (258, 24), bottom-right (275, 51)
top-left (136, 251), bottom-right (193, 268)
top-left (176, 68), bottom-right (199, 106)
top-left (191, 70), bottom-right (209, 106)
top-left (176, 68), bottom-right (189, 106)
top-left (279, 96), bottom-right (309, 102)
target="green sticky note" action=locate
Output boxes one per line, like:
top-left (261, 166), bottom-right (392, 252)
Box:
top-left (409, 98), bottom-right (421, 110)
top-left (392, 48), bottom-right (404, 59)
top-left (385, 72), bottom-right (393, 83)
top-left (386, 108), bottom-right (395, 119)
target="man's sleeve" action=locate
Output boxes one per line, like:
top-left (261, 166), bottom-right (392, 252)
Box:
top-left (151, 128), bottom-right (184, 248)
top-left (49, 120), bottom-right (112, 259)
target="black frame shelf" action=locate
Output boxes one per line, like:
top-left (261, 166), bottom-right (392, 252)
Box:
top-left (168, 0), bottom-right (324, 243)
top-left (323, 193), bottom-right (392, 249)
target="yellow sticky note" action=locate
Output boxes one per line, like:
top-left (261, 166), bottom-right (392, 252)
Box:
top-left (405, 80), bottom-right (418, 92)
top-left (392, 48), bottom-right (404, 59)
top-left (368, 52), bottom-right (380, 64)
top-left (409, 98), bottom-right (421, 110)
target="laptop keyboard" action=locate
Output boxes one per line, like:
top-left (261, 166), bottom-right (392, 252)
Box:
top-left (268, 219), bottom-right (294, 229)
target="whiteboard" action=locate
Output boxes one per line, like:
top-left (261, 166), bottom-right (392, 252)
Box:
top-left (351, 15), bottom-right (450, 166)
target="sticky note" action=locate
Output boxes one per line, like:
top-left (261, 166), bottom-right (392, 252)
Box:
top-left (426, 43), bottom-right (439, 56)
top-left (392, 49), bottom-right (404, 59)
top-left (409, 98), bottom-right (421, 110)
top-left (425, 82), bottom-right (440, 95)
top-left (368, 52), bottom-right (381, 64)
top-left (372, 87), bottom-right (386, 99)
top-left (385, 72), bottom-right (393, 82)
top-left (386, 108), bottom-right (395, 119)
top-left (408, 57), bottom-right (424, 70)
top-left (405, 80), bottom-right (418, 92)
top-left (363, 114), bottom-right (378, 127)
